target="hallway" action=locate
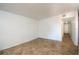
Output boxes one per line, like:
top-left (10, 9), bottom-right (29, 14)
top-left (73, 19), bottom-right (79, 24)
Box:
top-left (62, 34), bottom-right (78, 54)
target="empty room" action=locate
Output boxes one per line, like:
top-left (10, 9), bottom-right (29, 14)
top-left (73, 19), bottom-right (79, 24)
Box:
top-left (0, 3), bottom-right (78, 55)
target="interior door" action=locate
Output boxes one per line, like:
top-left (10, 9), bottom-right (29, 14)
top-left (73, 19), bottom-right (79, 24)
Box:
top-left (64, 23), bottom-right (69, 34)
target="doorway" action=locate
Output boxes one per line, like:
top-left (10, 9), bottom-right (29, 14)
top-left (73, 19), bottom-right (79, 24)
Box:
top-left (61, 17), bottom-right (78, 54)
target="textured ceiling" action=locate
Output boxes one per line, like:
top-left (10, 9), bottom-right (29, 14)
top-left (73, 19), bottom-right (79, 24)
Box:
top-left (0, 3), bottom-right (78, 19)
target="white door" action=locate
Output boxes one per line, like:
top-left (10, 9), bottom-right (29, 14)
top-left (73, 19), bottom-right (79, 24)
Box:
top-left (64, 23), bottom-right (69, 33)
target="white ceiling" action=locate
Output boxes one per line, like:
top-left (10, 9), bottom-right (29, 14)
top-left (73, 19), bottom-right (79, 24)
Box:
top-left (0, 3), bottom-right (78, 19)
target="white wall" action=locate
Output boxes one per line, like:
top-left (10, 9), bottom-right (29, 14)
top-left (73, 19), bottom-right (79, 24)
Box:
top-left (0, 10), bottom-right (38, 50)
top-left (70, 10), bottom-right (78, 46)
top-left (38, 16), bottom-right (62, 41)
top-left (75, 10), bottom-right (78, 46)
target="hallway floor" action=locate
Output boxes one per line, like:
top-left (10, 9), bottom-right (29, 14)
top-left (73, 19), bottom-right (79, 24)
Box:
top-left (62, 34), bottom-right (78, 55)
top-left (0, 34), bottom-right (78, 55)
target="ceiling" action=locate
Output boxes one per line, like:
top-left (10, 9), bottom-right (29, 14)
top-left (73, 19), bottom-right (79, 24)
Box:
top-left (0, 3), bottom-right (78, 20)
